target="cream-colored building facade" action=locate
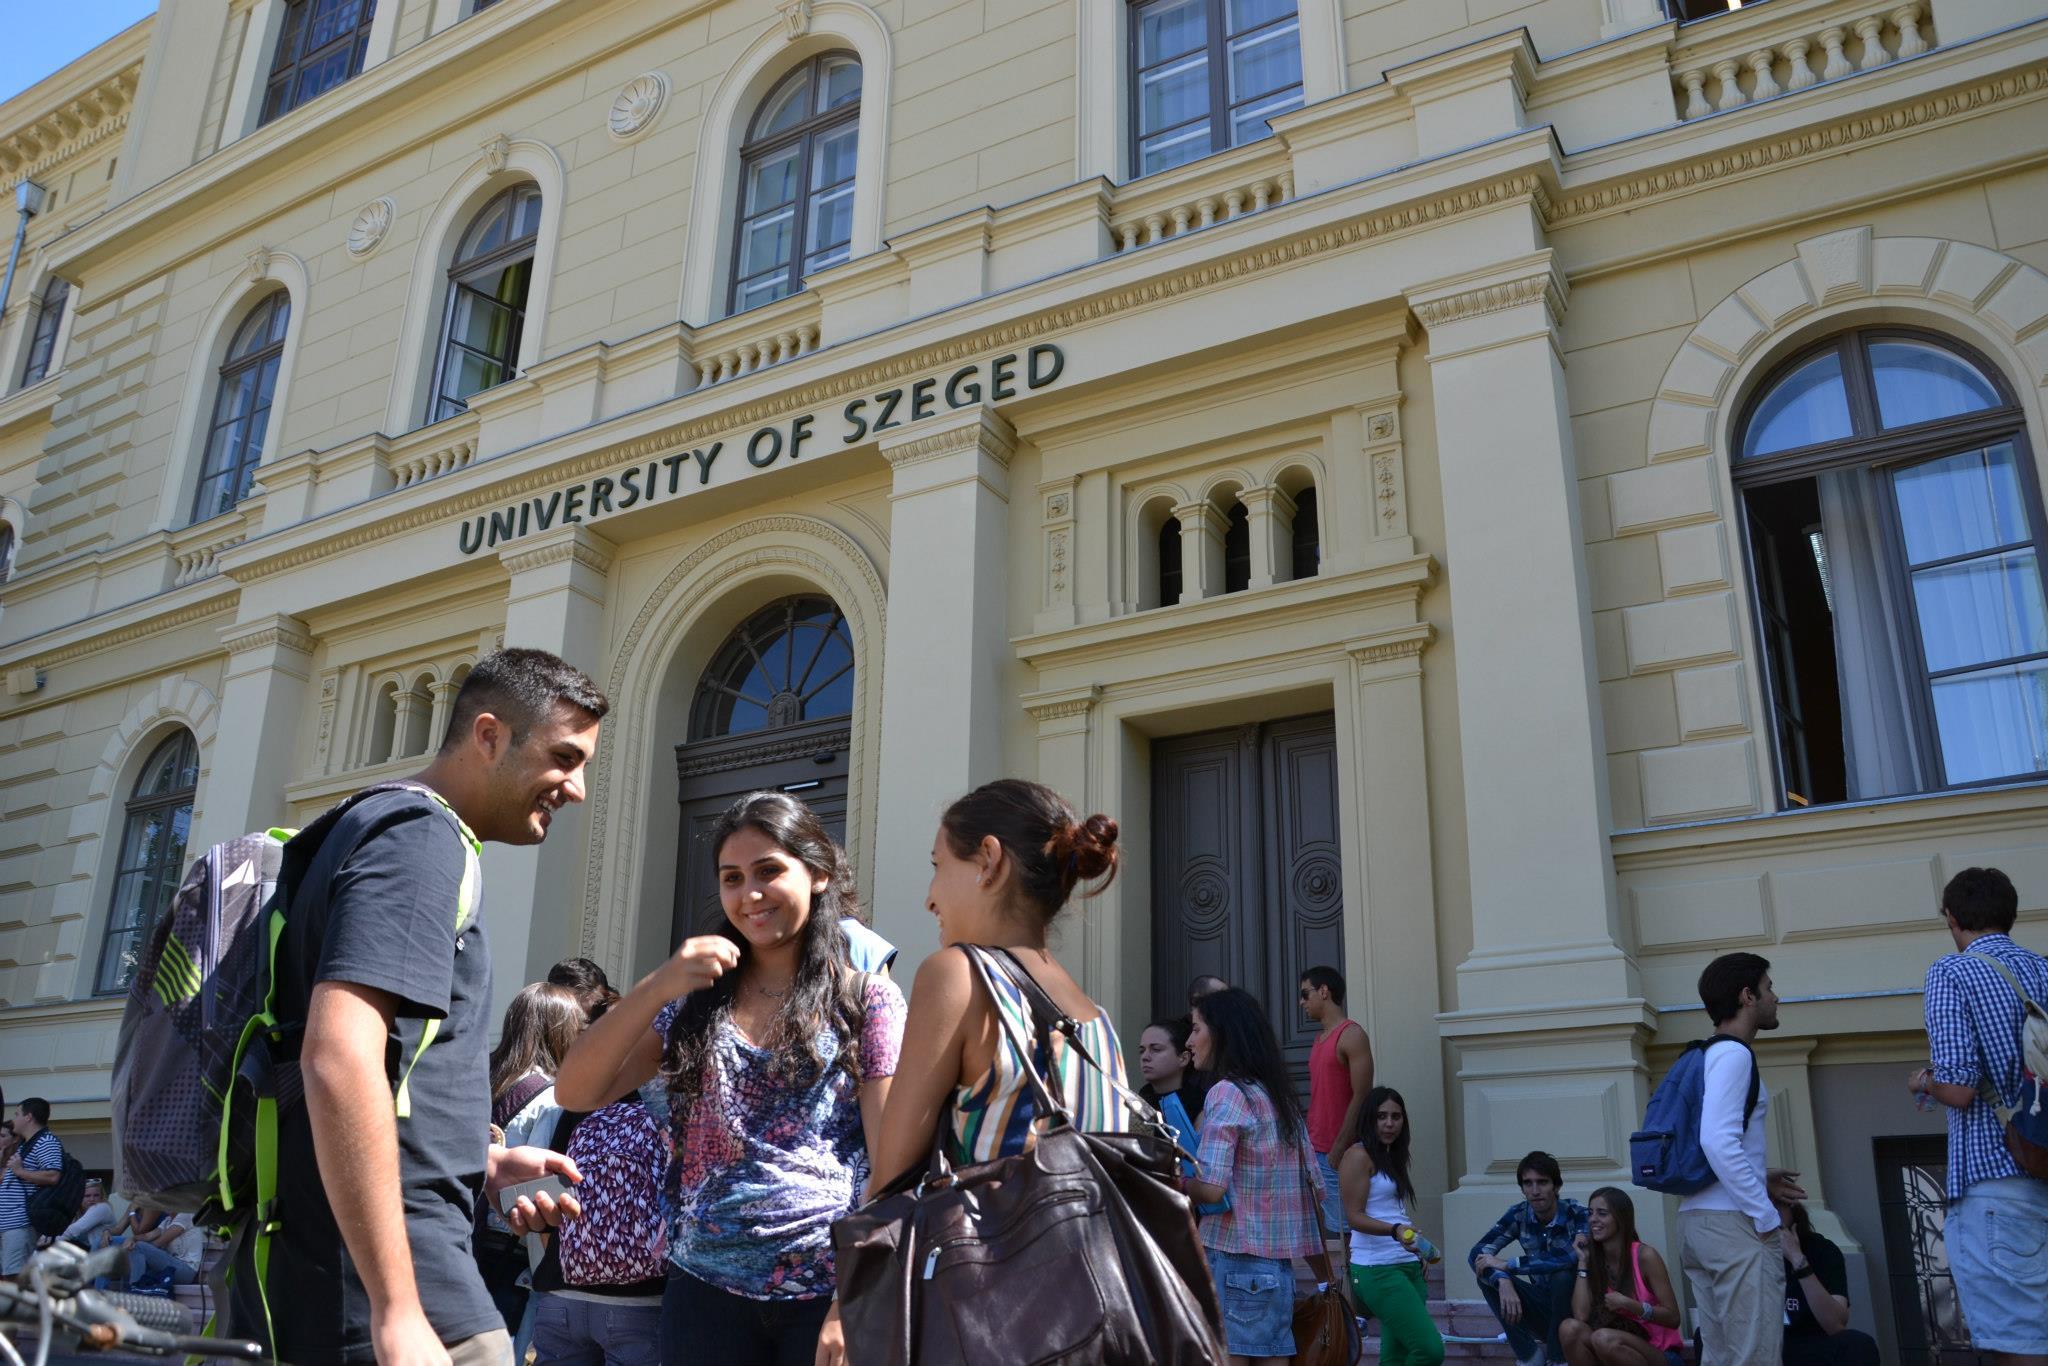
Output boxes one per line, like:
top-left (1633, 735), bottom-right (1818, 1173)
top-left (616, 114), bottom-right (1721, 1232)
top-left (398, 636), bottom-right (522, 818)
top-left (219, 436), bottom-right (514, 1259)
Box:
top-left (3, 0), bottom-right (2046, 1354)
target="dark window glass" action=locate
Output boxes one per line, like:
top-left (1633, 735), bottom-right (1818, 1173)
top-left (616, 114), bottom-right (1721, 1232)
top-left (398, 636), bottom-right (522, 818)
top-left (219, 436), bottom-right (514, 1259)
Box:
top-left (1159, 516), bottom-right (1183, 607)
top-left (1223, 501), bottom-right (1250, 593)
top-left (20, 276), bottom-right (69, 386)
top-left (729, 53), bottom-right (862, 314)
top-left (1290, 486), bottom-right (1320, 580)
top-left (0, 524), bottom-right (14, 584)
top-left (1128, 0), bottom-right (1301, 178)
top-left (1735, 329), bottom-right (2046, 806)
top-left (260, 0), bottom-right (377, 126)
top-left (429, 184), bottom-right (541, 423)
top-left (690, 596), bottom-right (856, 740)
top-left (191, 292), bottom-right (291, 523)
top-left (95, 731), bottom-right (200, 995)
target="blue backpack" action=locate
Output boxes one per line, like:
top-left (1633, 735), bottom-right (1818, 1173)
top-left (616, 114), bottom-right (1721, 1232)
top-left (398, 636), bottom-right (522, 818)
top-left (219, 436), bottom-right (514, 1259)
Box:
top-left (1629, 1036), bottom-right (1760, 1194)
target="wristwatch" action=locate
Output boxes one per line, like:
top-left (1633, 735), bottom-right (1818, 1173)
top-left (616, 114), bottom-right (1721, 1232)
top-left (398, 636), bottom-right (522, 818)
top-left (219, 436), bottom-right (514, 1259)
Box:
top-left (1789, 1262), bottom-right (1814, 1280)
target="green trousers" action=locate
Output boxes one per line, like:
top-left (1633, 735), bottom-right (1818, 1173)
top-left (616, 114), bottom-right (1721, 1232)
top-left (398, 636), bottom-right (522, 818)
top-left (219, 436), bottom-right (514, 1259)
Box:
top-left (1349, 1260), bottom-right (1445, 1366)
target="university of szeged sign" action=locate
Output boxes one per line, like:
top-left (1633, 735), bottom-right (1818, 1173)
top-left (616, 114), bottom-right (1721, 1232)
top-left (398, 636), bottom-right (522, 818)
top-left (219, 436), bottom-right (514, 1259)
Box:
top-left (456, 343), bottom-right (1066, 555)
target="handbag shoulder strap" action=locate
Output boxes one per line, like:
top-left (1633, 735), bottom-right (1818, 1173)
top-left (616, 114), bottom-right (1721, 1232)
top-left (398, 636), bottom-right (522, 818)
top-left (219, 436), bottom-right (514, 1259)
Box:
top-left (967, 946), bottom-right (1173, 1142)
top-left (1290, 1133), bottom-right (1340, 1285)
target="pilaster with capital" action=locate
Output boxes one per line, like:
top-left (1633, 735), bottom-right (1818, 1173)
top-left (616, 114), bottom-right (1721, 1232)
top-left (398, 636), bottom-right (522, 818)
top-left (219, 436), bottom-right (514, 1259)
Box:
top-left (193, 612), bottom-right (315, 851)
top-left (1410, 252), bottom-right (1653, 1290)
top-left (1238, 485), bottom-right (1296, 591)
top-left (869, 406), bottom-right (1015, 966)
top-left (485, 522), bottom-right (616, 1011)
top-left (1172, 500), bottom-right (1226, 602)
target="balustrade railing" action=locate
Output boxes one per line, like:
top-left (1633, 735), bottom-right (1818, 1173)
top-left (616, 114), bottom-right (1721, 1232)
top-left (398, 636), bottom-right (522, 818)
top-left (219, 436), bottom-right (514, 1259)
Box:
top-left (1671, 0), bottom-right (1930, 120)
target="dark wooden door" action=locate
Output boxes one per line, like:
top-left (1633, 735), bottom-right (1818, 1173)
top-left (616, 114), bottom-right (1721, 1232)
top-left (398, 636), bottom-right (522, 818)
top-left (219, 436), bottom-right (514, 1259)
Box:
top-left (1152, 713), bottom-right (1343, 1086)
top-left (672, 718), bottom-right (850, 947)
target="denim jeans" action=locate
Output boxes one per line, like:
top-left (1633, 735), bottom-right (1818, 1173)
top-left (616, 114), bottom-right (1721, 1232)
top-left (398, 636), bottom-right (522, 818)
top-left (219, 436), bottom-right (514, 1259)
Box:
top-left (531, 1292), bottom-right (662, 1366)
top-left (123, 1241), bottom-right (198, 1289)
top-left (1478, 1267), bottom-right (1574, 1361)
top-left (1948, 1173), bottom-right (2048, 1355)
top-left (660, 1267), bottom-right (830, 1366)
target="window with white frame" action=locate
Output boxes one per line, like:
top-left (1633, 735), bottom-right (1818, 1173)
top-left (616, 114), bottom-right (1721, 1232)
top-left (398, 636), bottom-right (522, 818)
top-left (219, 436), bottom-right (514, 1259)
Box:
top-left (261, 0), bottom-right (379, 126)
top-left (730, 53), bottom-right (862, 315)
top-left (428, 183), bottom-right (541, 423)
top-left (1128, 0), bottom-right (1302, 177)
top-left (191, 292), bottom-right (291, 524)
top-left (1736, 328), bottom-right (2048, 807)
top-left (19, 276), bottom-right (69, 387)
top-left (94, 730), bottom-right (199, 995)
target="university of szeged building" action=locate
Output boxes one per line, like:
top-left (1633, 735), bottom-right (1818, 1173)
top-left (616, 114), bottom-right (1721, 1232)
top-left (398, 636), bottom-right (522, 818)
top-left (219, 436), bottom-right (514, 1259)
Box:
top-left (1, 0), bottom-right (2045, 1353)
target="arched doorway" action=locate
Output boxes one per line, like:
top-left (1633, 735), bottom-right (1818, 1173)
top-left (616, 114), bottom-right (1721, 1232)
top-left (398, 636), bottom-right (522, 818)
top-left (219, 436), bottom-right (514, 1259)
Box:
top-left (672, 594), bottom-right (855, 945)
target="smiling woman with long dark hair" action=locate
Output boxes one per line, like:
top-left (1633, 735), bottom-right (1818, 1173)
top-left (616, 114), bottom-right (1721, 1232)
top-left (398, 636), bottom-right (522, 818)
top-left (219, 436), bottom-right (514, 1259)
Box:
top-left (555, 790), bottom-right (904, 1366)
top-left (1339, 1087), bottom-right (1443, 1366)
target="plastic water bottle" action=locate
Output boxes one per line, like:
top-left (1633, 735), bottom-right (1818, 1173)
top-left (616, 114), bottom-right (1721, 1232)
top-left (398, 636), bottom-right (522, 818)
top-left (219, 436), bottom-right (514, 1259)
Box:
top-left (1398, 1226), bottom-right (1443, 1265)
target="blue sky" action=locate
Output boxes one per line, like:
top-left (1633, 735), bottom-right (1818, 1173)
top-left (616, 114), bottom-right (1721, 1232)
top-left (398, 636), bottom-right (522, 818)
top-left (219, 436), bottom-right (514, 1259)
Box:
top-left (3, 3), bottom-right (158, 106)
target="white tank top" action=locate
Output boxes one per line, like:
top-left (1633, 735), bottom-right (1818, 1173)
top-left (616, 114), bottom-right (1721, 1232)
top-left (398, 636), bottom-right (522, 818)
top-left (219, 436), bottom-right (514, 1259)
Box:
top-left (1349, 1169), bottom-right (1413, 1266)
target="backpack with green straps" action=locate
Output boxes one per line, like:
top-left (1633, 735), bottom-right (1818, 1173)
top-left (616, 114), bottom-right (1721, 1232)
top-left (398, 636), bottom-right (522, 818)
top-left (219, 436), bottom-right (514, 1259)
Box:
top-left (110, 781), bottom-right (477, 1311)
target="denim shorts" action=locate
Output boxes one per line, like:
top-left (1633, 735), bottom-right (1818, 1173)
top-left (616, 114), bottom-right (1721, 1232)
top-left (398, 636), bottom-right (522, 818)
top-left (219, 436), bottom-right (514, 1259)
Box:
top-left (1950, 1174), bottom-right (2048, 1354)
top-left (1205, 1247), bottom-right (1295, 1358)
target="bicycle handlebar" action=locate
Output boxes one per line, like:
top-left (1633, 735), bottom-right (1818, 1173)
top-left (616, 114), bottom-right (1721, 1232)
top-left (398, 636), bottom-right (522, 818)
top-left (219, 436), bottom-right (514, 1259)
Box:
top-left (0, 1243), bottom-right (269, 1362)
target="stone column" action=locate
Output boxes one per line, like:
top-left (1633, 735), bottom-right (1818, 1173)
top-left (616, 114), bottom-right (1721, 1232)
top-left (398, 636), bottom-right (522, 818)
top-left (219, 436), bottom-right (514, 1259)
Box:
top-left (1409, 254), bottom-right (1658, 1290)
top-left (193, 613), bottom-right (315, 852)
top-left (388, 686), bottom-right (426, 764)
top-left (1023, 686), bottom-right (1105, 990)
top-left (1173, 500), bottom-right (1225, 601)
top-left (1239, 485), bottom-right (1295, 590)
top-left (869, 406), bottom-right (1015, 967)
top-left (486, 525), bottom-right (614, 1013)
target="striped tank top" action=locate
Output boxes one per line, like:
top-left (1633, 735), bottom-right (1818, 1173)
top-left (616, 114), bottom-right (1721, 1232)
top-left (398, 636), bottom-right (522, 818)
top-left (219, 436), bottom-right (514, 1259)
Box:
top-left (948, 948), bottom-right (1133, 1163)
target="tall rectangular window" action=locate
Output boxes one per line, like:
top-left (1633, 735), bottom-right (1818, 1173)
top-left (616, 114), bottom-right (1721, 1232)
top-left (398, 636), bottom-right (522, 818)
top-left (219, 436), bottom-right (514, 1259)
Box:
top-left (1128, 0), bottom-right (1302, 178)
top-left (260, 0), bottom-right (378, 126)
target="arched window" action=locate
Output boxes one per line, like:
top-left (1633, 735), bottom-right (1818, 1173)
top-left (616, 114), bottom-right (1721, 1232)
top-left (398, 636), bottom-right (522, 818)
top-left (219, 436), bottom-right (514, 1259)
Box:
top-left (19, 276), bottom-right (69, 387)
top-left (1128, 0), bottom-right (1302, 177)
top-left (690, 596), bottom-right (855, 740)
top-left (261, 0), bottom-right (378, 126)
top-left (1159, 515), bottom-right (1184, 607)
top-left (95, 731), bottom-right (200, 995)
top-left (429, 184), bottom-right (542, 423)
top-left (191, 292), bottom-right (291, 524)
top-left (1223, 500), bottom-right (1251, 593)
top-left (729, 53), bottom-right (862, 315)
top-left (0, 523), bottom-right (14, 584)
top-left (1289, 486), bottom-right (1320, 580)
top-left (1735, 328), bottom-right (2046, 806)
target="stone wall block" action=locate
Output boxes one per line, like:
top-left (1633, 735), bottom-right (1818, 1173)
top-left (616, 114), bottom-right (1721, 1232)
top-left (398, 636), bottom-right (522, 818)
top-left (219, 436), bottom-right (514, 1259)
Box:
top-left (1929, 241), bottom-right (2012, 311)
top-left (1982, 264), bottom-right (2048, 341)
top-left (1661, 342), bottom-right (1734, 406)
top-left (1646, 400), bottom-right (1713, 462)
top-left (1622, 590), bottom-right (1740, 673)
top-left (1873, 236), bottom-right (1943, 296)
top-left (1632, 874), bottom-right (1772, 950)
top-left (1795, 226), bottom-right (1874, 305)
top-left (1638, 737), bottom-right (1760, 823)
top-left (1674, 661), bottom-right (1749, 739)
top-left (1657, 522), bottom-right (1730, 595)
top-left (1771, 857), bottom-right (1941, 939)
top-left (1691, 293), bottom-right (1766, 363)
top-left (1737, 260), bottom-right (1816, 329)
top-left (1609, 456), bottom-right (1718, 536)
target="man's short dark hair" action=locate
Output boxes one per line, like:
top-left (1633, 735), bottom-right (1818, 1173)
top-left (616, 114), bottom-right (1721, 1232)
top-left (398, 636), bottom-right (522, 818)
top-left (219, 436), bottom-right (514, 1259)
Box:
top-left (440, 648), bottom-right (609, 753)
top-left (1942, 866), bottom-right (2019, 935)
top-left (16, 1097), bottom-right (50, 1125)
top-left (1300, 965), bottom-right (1346, 1005)
top-left (547, 957), bottom-right (617, 1016)
top-left (1516, 1151), bottom-right (1561, 1187)
top-left (1187, 974), bottom-right (1228, 1006)
top-left (1698, 952), bottom-right (1772, 1025)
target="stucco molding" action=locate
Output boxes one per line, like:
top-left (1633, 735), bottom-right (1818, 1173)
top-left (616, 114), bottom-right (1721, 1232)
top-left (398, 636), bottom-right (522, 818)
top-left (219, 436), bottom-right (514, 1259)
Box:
top-left (228, 169), bottom-right (1547, 585)
top-left (21, 596), bottom-right (236, 674)
top-left (85, 675), bottom-right (221, 804)
top-left (1345, 622), bottom-right (1436, 666)
top-left (1548, 64), bottom-right (2048, 224)
top-left (499, 536), bottom-right (616, 577)
top-left (1409, 270), bottom-right (1566, 330)
top-left (607, 74), bottom-right (670, 143)
top-left (581, 515), bottom-right (887, 967)
top-left (346, 197), bottom-right (397, 259)
top-left (219, 613), bottom-right (314, 658)
top-left (0, 63), bottom-right (139, 183)
top-left (876, 405), bottom-right (1016, 469)
top-left (1022, 685), bottom-right (1101, 723)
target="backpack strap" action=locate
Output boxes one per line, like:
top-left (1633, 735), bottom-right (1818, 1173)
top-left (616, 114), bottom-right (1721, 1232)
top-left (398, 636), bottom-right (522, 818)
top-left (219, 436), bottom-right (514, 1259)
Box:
top-left (1702, 1035), bottom-right (1761, 1130)
top-left (1963, 949), bottom-right (2041, 1117)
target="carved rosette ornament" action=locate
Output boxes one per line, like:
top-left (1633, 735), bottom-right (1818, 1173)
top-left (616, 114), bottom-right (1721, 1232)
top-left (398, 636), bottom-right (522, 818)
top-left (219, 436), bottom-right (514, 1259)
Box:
top-left (608, 73), bottom-right (670, 143)
top-left (346, 197), bottom-right (395, 259)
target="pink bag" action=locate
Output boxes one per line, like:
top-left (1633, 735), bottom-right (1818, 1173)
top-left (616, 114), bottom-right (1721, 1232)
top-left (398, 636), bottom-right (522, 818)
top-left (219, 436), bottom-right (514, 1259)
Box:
top-left (557, 1101), bottom-right (669, 1286)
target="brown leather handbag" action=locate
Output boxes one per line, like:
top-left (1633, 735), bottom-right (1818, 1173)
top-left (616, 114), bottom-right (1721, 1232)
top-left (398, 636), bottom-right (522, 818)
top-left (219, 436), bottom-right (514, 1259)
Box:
top-left (833, 946), bottom-right (1226, 1365)
top-left (1290, 1147), bottom-right (1363, 1366)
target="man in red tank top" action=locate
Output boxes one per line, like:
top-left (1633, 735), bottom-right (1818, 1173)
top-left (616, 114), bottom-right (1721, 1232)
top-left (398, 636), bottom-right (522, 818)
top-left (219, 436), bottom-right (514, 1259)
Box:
top-left (1301, 966), bottom-right (1375, 1262)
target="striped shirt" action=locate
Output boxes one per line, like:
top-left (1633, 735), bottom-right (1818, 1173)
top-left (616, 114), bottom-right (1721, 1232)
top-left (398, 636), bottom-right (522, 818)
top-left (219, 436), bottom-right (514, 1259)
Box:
top-left (0, 1130), bottom-right (62, 1231)
top-left (1925, 933), bottom-right (2048, 1200)
top-left (1194, 1080), bottom-right (1324, 1260)
top-left (949, 949), bottom-right (1131, 1163)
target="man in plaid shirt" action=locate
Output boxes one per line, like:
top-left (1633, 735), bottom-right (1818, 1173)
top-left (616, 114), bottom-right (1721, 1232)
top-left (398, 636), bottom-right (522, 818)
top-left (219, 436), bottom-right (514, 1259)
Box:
top-left (1910, 866), bottom-right (2048, 1364)
top-left (1467, 1150), bottom-right (1588, 1366)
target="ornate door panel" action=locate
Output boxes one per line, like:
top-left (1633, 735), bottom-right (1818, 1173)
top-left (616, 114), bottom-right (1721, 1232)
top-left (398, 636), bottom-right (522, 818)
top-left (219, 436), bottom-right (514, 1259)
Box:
top-left (1152, 714), bottom-right (1343, 1087)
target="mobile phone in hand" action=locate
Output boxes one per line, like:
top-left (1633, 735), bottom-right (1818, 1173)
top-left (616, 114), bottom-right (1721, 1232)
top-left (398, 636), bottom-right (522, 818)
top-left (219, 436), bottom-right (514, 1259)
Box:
top-left (496, 1173), bottom-right (573, 1219)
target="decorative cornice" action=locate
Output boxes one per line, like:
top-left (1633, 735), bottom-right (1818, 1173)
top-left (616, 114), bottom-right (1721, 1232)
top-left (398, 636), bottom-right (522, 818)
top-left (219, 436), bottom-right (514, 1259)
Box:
top-left (1547, 62), bottom-right (2048, 224)
top-left (500, 536), bottom-right (615, 577)
top-left (16, 595), bottom-right (235, 673)
top-left (1022, 685), bottom-right (1102, 722)
top-left (1410, 267), bottom-right (1566, 329)
top-left (1345, 622), bottom-right (1436, 665)
top-left (230, 170), bottom-right (1548, 583)
top-left (0, 64), bottom-right (138, 183)
top-left (676, 726), bottom-right (851, 780)
top-left (221, 614), bottom-right (315, 657)
top-left (877, 406), bottom-right (1017, 469)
